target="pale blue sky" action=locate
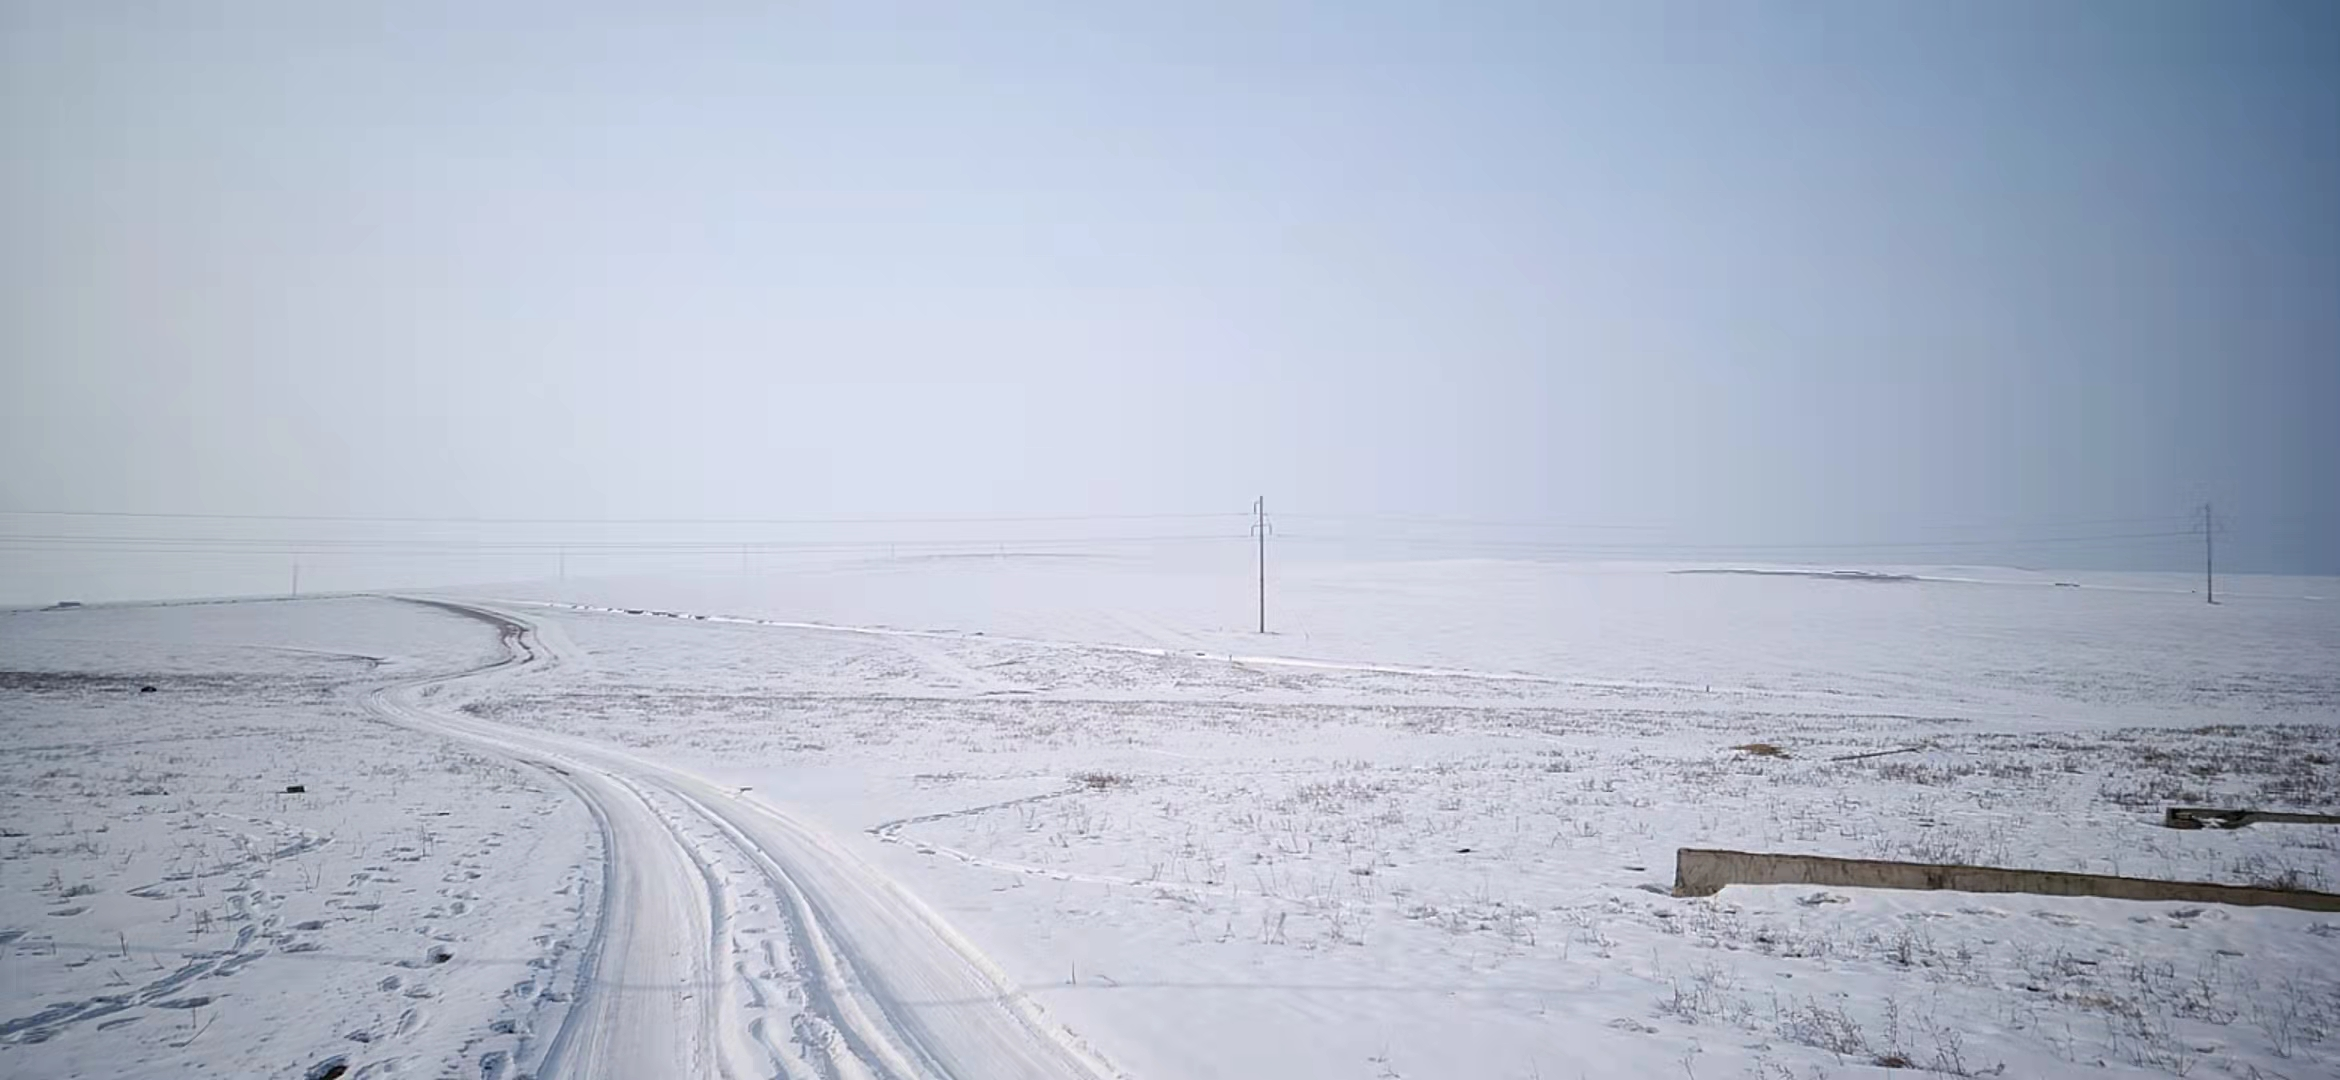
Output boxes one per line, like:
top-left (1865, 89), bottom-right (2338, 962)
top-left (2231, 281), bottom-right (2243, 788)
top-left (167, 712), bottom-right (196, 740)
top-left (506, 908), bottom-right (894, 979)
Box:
top-left (3, 2), bottom-right (2334, 591)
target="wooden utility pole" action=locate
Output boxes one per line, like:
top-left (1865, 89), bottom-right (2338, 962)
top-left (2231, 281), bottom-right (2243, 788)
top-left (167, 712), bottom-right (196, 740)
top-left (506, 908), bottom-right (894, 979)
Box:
top-left (2197, 502), bottom-right (2218, 604)
top-left (1251, 496), bottom-right (1271, 633)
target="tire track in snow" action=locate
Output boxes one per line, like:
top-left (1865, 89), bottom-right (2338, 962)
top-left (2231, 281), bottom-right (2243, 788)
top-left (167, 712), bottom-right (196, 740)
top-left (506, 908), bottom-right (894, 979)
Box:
top-left (371, 598), bottom-right (1124, 1080)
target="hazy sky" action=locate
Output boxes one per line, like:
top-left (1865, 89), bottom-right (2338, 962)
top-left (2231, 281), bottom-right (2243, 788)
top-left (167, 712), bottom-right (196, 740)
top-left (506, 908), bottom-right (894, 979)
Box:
top-left (4, 2), bottom-right (2335, 590)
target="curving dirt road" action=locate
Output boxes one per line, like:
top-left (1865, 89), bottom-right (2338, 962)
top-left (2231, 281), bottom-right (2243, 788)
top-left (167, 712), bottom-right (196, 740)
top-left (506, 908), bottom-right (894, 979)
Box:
top-left (368, 598), bottom-right (1122, 1080)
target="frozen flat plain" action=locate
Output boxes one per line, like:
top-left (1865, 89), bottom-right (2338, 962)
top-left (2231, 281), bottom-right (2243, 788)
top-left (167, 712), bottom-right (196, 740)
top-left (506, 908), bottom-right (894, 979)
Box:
top-left (0, 598), bottom-right (598, 1080)
top-left (6, 558), bottom-right (2339, 1078)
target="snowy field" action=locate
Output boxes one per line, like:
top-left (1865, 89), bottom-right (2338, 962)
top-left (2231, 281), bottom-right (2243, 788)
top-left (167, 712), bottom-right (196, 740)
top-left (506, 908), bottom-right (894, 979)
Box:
top-left (6, 558), bottom-right (2339, 1079)
top-left (0, 598), bottom-right (598, 1080)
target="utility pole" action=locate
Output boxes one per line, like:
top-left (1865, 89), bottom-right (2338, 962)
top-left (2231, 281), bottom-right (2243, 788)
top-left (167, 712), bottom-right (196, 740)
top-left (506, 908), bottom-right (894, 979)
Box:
top-left (2196, 502), bottom-right (2218, 604)
top-left (558, 548), bottom-right (567, 583)
top-left (291, 558), bottom-right (301, 597)
top-left (1251, 496), bottom-right (1271, 633)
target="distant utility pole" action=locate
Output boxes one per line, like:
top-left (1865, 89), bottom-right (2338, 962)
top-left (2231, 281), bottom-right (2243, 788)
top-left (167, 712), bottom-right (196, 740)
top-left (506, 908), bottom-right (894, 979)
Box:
top-left (2195, 502), bottom-right (2219, 604)
top-left (558, 548), bottom-right (567, 583)
top-left (291, 559), bottom-right (301, 597)
top-left (1251, 496), bottom-right (1272, 633)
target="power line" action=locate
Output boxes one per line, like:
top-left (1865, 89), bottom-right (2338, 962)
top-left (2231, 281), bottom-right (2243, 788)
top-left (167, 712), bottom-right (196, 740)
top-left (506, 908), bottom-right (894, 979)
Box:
top-left (0, 532), bottom-right (1252, 556)
top-left (0, 506), bottom-right (2227, 540)
top-left (1883, 514), bottom-right (2194, 532)
top-left (0, 508), bottom-right (1252, 526)
top-left (1275, 512), bottom-right (1659, 530)
top-left (1274, 531), bottom-right (2195, 553)
top-left (0, 526), bottom-right (2197, 556)
top-left (1273, 511), bottom-right (2195, 533)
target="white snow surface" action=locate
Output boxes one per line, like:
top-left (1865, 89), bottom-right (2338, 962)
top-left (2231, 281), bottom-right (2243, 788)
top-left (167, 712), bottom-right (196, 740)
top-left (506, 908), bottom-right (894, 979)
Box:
top-left (6, 559), bottom-right (2340, 1079)
top-left (0, 598), bottom-right (596, 1080)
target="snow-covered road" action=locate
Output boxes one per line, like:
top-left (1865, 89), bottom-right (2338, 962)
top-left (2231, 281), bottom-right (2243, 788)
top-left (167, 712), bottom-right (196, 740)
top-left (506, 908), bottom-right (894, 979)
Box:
top-left (368, 599), bottom-right (1122, 1080)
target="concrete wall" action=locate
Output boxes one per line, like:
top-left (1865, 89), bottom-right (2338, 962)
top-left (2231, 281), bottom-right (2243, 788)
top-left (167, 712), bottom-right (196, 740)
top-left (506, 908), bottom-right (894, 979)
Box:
top-left (1674, 848), bottom-right (2340, 912)
top-left (2164, 807), bottom-right (2340, 829)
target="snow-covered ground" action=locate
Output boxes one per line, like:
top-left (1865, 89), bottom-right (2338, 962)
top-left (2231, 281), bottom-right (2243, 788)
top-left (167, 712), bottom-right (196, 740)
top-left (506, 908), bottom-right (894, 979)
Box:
top-left (6, 558), bottom-right (2339, 1078)
top-left (0, 598), bottom-right (598, 1080)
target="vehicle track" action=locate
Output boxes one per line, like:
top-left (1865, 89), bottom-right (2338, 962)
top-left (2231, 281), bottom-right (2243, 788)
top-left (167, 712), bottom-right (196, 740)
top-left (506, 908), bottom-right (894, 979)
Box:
top-left (368, 598), bottom-right (1122, 1080)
